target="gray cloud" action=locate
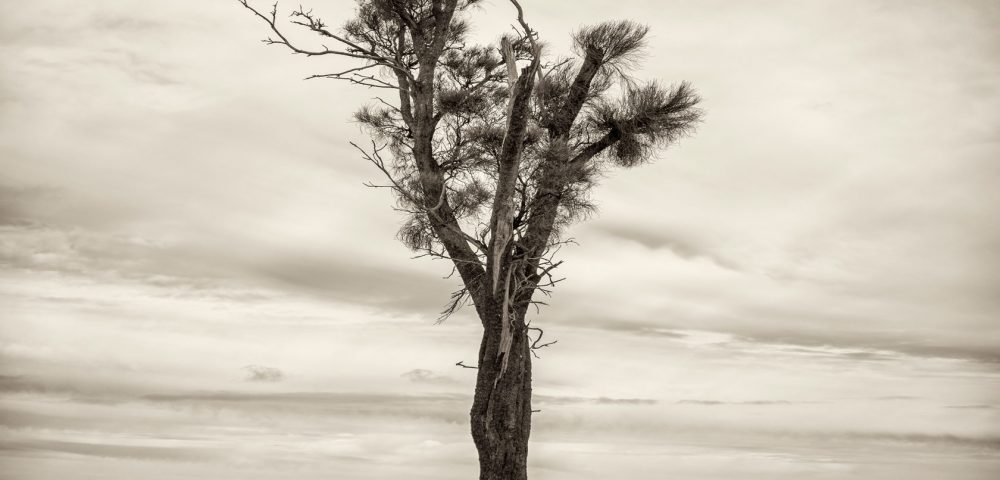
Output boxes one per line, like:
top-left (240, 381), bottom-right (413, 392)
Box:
top-left (0, 375), bottom-right (51, 394)
top-left (140, 390), bottom-right (470, 423)
top-left (829, 432), bottom-right (1000, 451)
top-left (0, 221), bottom-right (453, 314)
top-left (730, 332), bottom-right (1000, 365)
top-left (0, 439), bottom-right (223, 462)
top-left (89, 13), bottom-right (166, 33)
top-left (535, 395), bottom-right (657, 406)
top-left (556, 315), bottom-right (1000, 365)
top-left (242, 365), bottom-right (285, 383)
top-left (0, 183), bottom-right (58, 226)
top-left (945, 405), bottom-right (996, 410)
top-left (141, 391), bottom-right (466, 406)
top-left (591, 223), bottom-right (739, 270)
top-left (676, 399), bottom-right (813, 406)
top-left (243, 252), bottom-right (453, 312)
top-left (401, 369), bottom-right (457, 385)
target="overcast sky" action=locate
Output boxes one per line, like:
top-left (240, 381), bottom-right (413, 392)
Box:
top-left (1, 0), bottom-right (999, 479)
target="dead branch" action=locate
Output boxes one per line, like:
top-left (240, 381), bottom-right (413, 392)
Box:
top-left (236, 0), bottom-right (414, 79)
top-left (456, 361), bottom-right (478, 369)
top-left (527, 326), bottom-right (557, 358)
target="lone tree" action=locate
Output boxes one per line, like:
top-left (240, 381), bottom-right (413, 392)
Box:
top-left (237, 1), bottom-right (701, 478)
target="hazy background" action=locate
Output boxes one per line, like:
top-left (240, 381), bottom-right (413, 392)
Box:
top-left (2, 0), bottom-right (999, 478)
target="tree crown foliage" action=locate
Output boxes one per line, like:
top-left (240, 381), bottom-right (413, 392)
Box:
top-left (238, 0), bottom-right (702, 319)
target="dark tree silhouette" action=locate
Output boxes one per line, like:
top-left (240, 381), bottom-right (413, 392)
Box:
top-left (237, 1), bottom-right (701, 478)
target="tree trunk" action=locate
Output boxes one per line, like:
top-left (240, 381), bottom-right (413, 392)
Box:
top-left (470, 302), bottom-right (532, 480)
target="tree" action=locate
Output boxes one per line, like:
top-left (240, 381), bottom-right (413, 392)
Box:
top-left (236, 1), bottom-right (702, 478)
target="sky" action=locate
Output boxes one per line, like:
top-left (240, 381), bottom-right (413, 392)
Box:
top-left (1, 0), bottom-right (999, 478)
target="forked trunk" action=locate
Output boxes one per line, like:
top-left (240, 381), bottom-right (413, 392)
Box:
top-left (470, 303), bottom-right (533, 480)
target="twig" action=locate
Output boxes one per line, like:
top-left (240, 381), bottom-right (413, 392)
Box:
top-left (527, 326), bottom-right (557, 358)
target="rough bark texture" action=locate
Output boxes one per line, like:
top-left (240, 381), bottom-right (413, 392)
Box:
top-left (471, 299), bottom-right (532, 480)
top-left (472, 51), bottom-right (539, 480)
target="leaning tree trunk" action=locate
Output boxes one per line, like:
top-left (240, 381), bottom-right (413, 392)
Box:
top-left (470, 299), bottom-right (533, 480)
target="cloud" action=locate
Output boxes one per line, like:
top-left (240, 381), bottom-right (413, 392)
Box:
top-left (730, 332), bottom-right (1000, 365)
top-left (140, 390), bottom-right (470, 424)
top-left (0, 375), bottom-right (51, 394)
top-left (0, 183), bottom-right (58, 226)
top-left (243, 252), bottom-right (453, 312)
top-left (535, 395), bottom-right (657, 406)
top-left (0, 438), bottom-right (223, 462)
top-left (830, 432), bottom-right (1000, 451)
top-left (242, 365), bottom-right (284, 383)
top-left (676, 399), bottom-right (809, 406)
top-left (0, 221), bottom-right (453, 314)
top-left (554, 313), bottom-right (1000, 365)
top-left (945, 405), bottom-right (996, 410)
top-left (401, 369), bottom-right (456, 385)
top-left (591, 222), bottom-right (739, 270)
top-left (89, 12), bottom-right (166, 34)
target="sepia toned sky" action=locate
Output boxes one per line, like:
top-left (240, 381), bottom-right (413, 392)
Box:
top-left (2, 0), bottom-right (999, 478)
